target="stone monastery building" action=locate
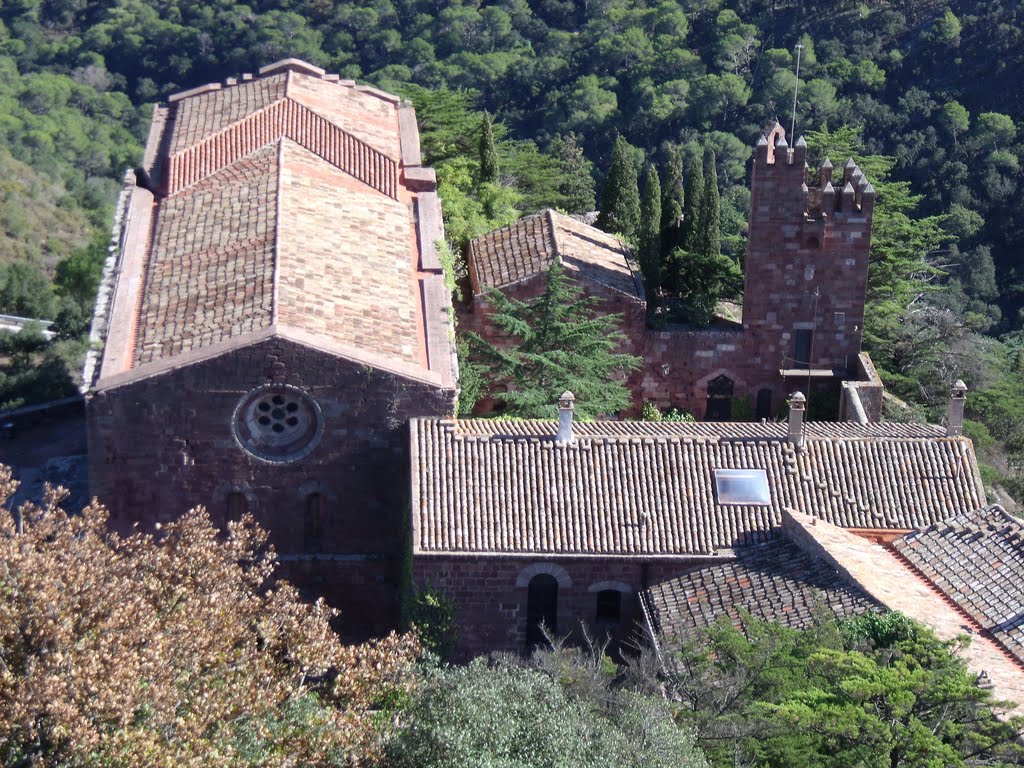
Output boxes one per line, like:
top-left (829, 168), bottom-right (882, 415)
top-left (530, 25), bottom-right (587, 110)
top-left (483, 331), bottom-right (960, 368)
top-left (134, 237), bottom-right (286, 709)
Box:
top-left (85, 61), bottom-right (1024, 705)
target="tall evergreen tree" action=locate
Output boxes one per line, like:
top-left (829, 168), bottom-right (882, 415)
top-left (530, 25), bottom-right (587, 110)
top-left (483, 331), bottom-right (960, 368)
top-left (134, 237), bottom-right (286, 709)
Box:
top-left (597, 135), bottom-right (641, 241)
top-left (696, 147), bottom-right (721, 259)
top-left (680, 154), bottom-right (704, 255)
top-left (478, 111), bottom-right (499, 186)
top-left (639, 163), bottom-right (662, 302)
top-left (660, 144), bottom-right (685, 255)
top-left (550, 132), bottom-right (596, 214)
top-left (465, 257), bottom-right (640, 418)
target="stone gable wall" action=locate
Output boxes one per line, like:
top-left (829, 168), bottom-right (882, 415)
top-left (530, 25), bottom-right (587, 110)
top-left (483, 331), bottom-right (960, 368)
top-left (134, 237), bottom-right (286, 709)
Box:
top-left (87, 336), bottom-right (455, 639)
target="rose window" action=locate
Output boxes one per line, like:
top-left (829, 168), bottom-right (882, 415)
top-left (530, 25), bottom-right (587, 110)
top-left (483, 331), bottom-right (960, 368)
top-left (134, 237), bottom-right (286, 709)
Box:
top-left (232, 385), bottom-right (324, 463)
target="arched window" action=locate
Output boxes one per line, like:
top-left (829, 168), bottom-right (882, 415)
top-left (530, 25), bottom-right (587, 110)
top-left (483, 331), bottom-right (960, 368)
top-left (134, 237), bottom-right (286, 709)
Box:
top-left (526, 574), bottom-right (558, 649)
top-left (595, 589), bottom-right (621, 630)
top-left (304, 493), bottom-right (323, 553)
top-left (226, 492), bottom-right (247, 524)
top-left (756, 388), bottom-right (773, 420)
top-left (705, 375), bottom-right (734, 421)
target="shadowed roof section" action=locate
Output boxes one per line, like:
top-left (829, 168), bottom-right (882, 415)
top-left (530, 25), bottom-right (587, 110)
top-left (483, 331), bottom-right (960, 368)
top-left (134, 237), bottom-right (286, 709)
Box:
top-left (410, 418), bottom-right (986, 556)
top-left (466, 209), bottom-right (644, 299)
top-left (90, 59), bottom-right (456, 391)
top-left (645, 538), bottom-right (880, 641)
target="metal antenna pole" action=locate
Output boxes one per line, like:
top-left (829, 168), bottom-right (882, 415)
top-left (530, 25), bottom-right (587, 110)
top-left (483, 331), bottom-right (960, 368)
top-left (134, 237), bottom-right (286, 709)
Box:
top-left (791, 43), bottom-right (804, 141)
top-left (807, 286), bottom-right (818, 415)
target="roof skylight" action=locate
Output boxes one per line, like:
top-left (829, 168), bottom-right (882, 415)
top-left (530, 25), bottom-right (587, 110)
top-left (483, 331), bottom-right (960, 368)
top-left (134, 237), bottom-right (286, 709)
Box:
top-left (714, 469), bottom-right (771, 506)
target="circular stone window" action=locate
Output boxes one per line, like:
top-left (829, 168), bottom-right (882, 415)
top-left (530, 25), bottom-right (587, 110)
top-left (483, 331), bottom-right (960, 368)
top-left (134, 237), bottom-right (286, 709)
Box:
top-left (231, 384), bottom-right (324, 463)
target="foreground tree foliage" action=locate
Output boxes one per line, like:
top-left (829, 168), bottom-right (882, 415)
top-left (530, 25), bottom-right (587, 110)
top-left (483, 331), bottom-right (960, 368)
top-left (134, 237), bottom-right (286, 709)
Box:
top-left (636, 611), bottom-right (1024, 768)
top-left (386, 652), bottom-right (709, 768)
top-left (0, 468), bottom-right (419, 768)
top-left (464, 257), bottom-right (640, 418)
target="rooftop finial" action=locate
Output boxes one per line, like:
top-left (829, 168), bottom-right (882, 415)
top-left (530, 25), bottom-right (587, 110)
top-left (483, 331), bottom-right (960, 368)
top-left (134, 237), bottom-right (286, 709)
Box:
top-left (787, 391), bottom-right (806, 450)
top-left (946, 380), bottom-right (967, 437)
top-left (557, 391), bottom-right (576, 444)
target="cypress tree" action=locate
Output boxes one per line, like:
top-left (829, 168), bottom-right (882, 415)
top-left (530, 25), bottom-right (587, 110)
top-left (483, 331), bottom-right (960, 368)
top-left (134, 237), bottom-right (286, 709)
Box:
top-left (550, 133), bottom-right (596, 214)
top-left (697, 147), bottom-right (721, 259)
top-left (639, 163), bottom-right (662, 301)
top-left (680, 153), bottom-right (704, 255)
top-left (478, 111), bottom-right (499, 186)
top-left (660, 144), bottom-right (685, 255)
top-left (596, 135), bottom-right (641, 241)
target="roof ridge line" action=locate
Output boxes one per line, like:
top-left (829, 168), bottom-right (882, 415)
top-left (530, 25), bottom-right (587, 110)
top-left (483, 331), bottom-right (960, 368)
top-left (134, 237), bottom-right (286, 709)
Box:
top-left (166, 98), bottom-right (399, 198)
top-left (272, 139), bottom-right (283, 326)
top-left (543, 208), bottom-right (559, 261)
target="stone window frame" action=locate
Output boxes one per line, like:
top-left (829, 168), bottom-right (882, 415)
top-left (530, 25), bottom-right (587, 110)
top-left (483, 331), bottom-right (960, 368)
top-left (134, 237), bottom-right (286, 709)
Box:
top-left (231, 383), bottom-right (325, 464)
top-left (515, 562), bottom-right (572, 589)
top-left (589, 580), bottom-right (630, 630)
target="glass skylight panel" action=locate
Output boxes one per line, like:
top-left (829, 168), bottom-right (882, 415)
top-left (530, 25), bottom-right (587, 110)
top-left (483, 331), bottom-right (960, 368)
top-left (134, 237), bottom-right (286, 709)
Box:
top-left (714, 469), bottom-right (771, 506)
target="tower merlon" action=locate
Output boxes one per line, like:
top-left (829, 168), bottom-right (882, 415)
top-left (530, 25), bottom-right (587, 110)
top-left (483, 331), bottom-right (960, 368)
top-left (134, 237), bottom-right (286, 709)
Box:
top-left (819, 157), bottom-right (833, 186)
top-left (793, 135), bottom-right (807, 165)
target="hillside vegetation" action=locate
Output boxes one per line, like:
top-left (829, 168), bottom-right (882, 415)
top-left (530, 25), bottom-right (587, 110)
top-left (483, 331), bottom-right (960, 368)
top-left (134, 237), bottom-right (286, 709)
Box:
top-left (0, 0), bottom-right (1021, 497)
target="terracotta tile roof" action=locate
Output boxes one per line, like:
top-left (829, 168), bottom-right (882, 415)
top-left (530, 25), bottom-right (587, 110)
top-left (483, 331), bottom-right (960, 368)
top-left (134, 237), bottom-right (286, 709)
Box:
top-left (893, 506), bottom-right (1024, 664)
top-left (645, 539), bottom-right (880, 641)
top-left (410, 418), bottom-right (986, 556)
top-left (135, 145), bottom-right (277, 364)
top-left (466, 209), bottom-right (643, 298)
top-left (94, 59), bottom-right (456, 390)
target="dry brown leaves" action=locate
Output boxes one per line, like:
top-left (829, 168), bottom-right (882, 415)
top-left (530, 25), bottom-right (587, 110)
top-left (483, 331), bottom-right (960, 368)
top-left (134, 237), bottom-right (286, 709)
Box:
top-left (0, 466), bottom-right (419, 767)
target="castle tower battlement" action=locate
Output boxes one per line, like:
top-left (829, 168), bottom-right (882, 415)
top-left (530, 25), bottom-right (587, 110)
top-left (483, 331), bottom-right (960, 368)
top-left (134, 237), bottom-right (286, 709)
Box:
top-left (742, 122), bottom-right (874, 377)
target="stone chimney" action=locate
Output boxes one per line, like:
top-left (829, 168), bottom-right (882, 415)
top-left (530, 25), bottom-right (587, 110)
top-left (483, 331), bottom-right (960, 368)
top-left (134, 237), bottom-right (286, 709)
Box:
top-left (787, 391), bottom-right (806, 449)
top-left (946, 380), bottom-right (967, 437)
top-left (556, 391), bottom-right (575, 444)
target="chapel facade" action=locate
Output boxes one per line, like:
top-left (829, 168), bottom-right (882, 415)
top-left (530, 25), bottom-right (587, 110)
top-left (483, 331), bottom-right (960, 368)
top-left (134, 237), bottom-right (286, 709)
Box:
top-left (85, 59), bottom-right (457, 637)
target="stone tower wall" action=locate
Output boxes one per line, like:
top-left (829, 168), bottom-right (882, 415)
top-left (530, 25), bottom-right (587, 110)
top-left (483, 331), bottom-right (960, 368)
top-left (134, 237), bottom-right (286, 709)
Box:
top-left (742, 123), bottom-right (875, 375)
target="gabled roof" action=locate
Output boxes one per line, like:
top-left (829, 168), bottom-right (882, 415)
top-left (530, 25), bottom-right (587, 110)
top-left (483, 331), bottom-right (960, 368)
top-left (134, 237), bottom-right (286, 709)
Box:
top-left (893, 505), bottom-right (1024, 664)
top-left (410, 418), bottom-right (986, 557)
top-left (645, 538), bottom-right (880, 641)
top-left (466, 209), bottom-right (643, 300)
top-left (88, 59), bottom-right (455, 391)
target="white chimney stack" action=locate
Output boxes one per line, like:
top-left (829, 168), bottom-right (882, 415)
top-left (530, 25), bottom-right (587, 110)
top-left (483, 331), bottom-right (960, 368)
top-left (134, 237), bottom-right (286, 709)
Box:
top-left (947, 380), bottom-right (967, 437)
top-left (556, 391), bottom-right (575, 444)
top-left (787, 391), bottom-right (806, 449)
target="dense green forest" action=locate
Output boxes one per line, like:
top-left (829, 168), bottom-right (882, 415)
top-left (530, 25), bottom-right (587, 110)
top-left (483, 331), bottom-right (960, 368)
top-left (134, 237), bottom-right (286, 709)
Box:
top-left (0, 0), bottom-right (1022, 498)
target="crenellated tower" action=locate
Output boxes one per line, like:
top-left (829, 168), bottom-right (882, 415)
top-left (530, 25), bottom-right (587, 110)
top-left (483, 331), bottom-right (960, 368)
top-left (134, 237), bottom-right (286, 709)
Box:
top-left (742, 121), bottom-right (875, 377)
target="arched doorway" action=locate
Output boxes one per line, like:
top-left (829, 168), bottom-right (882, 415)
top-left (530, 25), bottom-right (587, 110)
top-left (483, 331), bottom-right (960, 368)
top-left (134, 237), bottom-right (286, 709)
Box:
top-left (705, 374), bottom-right (734, 421)
top-left (526, 573), bottom-right (558, 649)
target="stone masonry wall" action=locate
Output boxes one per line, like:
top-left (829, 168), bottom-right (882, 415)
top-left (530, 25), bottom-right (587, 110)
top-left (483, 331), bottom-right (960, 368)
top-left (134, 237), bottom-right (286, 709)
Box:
top-left (412, 555), bottom-right (707, 660)
top-left (87, 336), bottom-right (455, 639)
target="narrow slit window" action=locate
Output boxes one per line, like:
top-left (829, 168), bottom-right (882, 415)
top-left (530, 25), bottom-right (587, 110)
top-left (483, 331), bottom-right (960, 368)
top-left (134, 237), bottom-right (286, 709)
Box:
top-left (305, 492), bottom-right (323, 553)
top-left (226, 492), bottom-right (247, 523)
top-left (714, 469), bottom-right (771, 506)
